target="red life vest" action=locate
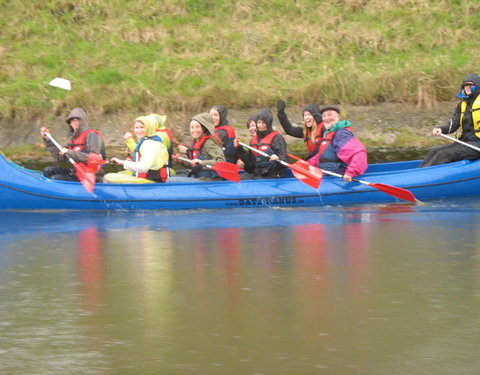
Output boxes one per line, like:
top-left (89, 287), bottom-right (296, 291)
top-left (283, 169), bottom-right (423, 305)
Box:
top-left (314, 126), bottom-right (352, 164)
top-left (189, 135), bottom-right (211, 159)
top-left (305, 125), bottom-right (323, 154)
top-left (250, 131), bottom-right (280, 156)
top-left (67, 129), bottom-right (103, 152)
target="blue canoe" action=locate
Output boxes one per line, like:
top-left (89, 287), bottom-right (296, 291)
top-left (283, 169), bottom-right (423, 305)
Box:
top-left (0, 153), bottom-right (480, 210)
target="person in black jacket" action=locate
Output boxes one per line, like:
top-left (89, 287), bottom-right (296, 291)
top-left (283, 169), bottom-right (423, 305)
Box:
top-left (420, 73), bottom-right (480, 167)
top-left (234, 109), bottom-right (288, 179)
top-left (276, 100), bottom-right (323, 159)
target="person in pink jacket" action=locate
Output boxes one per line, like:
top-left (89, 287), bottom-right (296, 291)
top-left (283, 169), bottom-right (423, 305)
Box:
top-left (307, 106), bottom-right (367, 182)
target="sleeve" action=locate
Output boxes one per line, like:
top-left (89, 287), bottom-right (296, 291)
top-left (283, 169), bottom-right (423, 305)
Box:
top-left (440, 103), bottom-right (461, 134)
top-left (277, 111), bottom-right (305, 138)
top-left (272, 134), bottom-right (288, 162)
top-left (43, 138), bottom-right (67, 162)
top-left (201, 139), bottom-right (226, 166)
top-left (333, 129), bottom-right (368, 177)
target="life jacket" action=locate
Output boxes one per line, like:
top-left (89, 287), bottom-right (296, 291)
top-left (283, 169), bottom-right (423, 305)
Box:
top-left (214, 125), bottom-right (236, 163)
top-left (304, 125), bottom-right (323, 155)
top-left (188, 135), bottom-right (219, 179)
top-left (459, 95), bottom-right (480, 139)
top-left (67, 129), bottom-right (106, 159)
top-left (314, 127), bottom-right (352, 172)
top-left (250, 131), bottom-right (285, 177)
top-left (133, 136), bottom-right (167, 182)
top-left (188, 135), bottom-right (211, 160)
top-left (251, 131), bottom-right (279, 156)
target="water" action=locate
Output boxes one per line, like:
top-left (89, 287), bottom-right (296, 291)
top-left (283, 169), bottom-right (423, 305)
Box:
top-left (1, 202), bottom-right (480, 375)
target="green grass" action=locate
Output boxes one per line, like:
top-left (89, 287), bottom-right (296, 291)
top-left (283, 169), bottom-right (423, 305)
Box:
top-left (1, 0), bottom-right (479, 120)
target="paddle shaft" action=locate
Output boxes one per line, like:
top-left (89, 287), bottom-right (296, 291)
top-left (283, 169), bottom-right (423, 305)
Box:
top-left (175, 155), bottom-right (214, 170)
top-left (440, 133), bottom-right (480, 153)
top-left (45, 131), bottom-right (77, 165)
top-left (238, 142), bottom-right (289, 167)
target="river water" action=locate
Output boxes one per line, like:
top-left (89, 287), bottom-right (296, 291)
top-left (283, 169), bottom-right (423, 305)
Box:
top-left (1, 202), bottom-right (480, 375)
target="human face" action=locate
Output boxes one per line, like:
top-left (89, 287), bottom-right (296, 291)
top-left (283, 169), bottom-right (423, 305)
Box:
top-left (256, 119), bottom-right (267, 132)
top-left (464, 83), bottom-right (474, 95)
top-left (190, 120), bottom-right (204, 139)
top-left (134, 121), bottom-right (146, 139)
top-left (247, 120), bottom-right (256, 136)
top-left (322, 110), bottom-right (340, 129)
top-left (303, 111), bottom-right (315, 128)
top-left (68, 117), bottom-right (81, 130)
top-left (209, 108), bottom-right (220, 126)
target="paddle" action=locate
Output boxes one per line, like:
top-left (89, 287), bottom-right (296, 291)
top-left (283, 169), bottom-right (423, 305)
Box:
top-left (238, 142), bottom-right (322, 189)
top-left (173, 155), bottom-right (240, 182)
top-left (439, 133), bottom-right (480, 152)
top-left (44, 132), bottom-right (96, 193)
top-left (288, 153), bottom-right (417, 203)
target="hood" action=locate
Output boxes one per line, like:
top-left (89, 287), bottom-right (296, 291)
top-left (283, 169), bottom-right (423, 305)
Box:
top-left (211, 105), bottom-right (229, 126)
top-left (135, 115), bottom-right (157, 137)
top-left (191, 112), bottom-right (215, 135)
top-left (148, 113), bottom-right (167, 130)
top-left (303, 103), bottom-right (322, 124)
top-left (66, 107), bottom-right (89, 138)
top-left (256, 108), bottom-right (274, 136)
top-left (457, 73), bottom-right (480, 99)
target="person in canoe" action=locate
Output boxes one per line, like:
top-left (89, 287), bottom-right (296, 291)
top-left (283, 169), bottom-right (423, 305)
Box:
top-left (40, 107), bottom-right (106, 181)
top-left (176, 112), bottom-right (226, 179)
top-left (276, 100), bottom-right (324, 159)
top-left (103, 115), bottom-right (169, 183)
top-left (209, 105), bottom-right (237, 164)
top-left (235, 115), bottom-right (257, 170)
top-left (234, 108), bottom-right (288, 179)
top-left (419, 73), bottom-right (480, 167)
top-left (307, 106), bottom-right (368, 182)
top-left (123, 113), bottom-right (176, 180)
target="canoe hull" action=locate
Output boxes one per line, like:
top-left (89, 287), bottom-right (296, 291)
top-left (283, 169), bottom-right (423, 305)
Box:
top-left (1, 154), bottom-right (480, 210)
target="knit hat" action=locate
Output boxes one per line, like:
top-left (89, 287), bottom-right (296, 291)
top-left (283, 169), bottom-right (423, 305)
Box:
top-left (191, 112), bottom-right (215, 135)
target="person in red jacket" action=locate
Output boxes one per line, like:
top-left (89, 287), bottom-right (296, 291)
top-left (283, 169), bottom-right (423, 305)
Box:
top-left (209, 105), bottom-right (237, 164)
top-left (40, 107), bottom-right (106, 181)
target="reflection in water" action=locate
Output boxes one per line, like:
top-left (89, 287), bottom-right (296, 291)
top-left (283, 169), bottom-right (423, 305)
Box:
top-left (1, 203), bottom-right (480, 374)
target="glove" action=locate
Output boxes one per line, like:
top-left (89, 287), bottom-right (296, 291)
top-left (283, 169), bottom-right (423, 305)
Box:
top-left (276, 99), bottom-right (286, 114)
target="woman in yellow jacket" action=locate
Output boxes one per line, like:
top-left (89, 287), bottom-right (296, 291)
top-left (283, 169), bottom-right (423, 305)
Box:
top-left (104, 115), bottom-right (169, 183)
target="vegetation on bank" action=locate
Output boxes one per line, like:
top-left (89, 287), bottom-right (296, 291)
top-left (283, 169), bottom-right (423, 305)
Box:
top-left (0, 0), bottom-right (479, 122)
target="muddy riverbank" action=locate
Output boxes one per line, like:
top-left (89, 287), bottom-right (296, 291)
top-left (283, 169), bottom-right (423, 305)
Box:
top-left (0, 101), bottom-right (456, 163)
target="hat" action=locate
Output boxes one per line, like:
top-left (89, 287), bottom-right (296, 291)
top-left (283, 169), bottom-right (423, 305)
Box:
top-left (191, 112), bottom-right (215, 135)
top-left (320, 106), bottom-right (340, 114)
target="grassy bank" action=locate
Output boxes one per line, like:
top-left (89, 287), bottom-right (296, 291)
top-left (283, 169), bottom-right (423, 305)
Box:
top-left (1, 0), bottom-right (479, 122)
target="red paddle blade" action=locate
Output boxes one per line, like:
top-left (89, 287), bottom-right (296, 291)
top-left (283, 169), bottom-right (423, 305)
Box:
top-left (87, 153), bottom-right (106, 173)
top-left (289, 161), bottom-right (322, 189)
top-left (74, 162), bottom-right (96, 193)
top-left (212, 162), bottom-right (241, 182)
top-left (369, 182), bottom-right (417, 203)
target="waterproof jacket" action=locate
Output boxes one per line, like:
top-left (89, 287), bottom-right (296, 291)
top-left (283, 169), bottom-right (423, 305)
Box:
top-left (307, 120), bottom-right (368, 177)
top-left (123, 115), bottom-right (169, 176)
top-left (44, 107), bottom-right (106, 164)
top-left (237, 109), bottom-right (288, 177)
top-left (441, 73), bottom-right (480, 141)
top-left (277, 102), bottom-right (323, 157)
